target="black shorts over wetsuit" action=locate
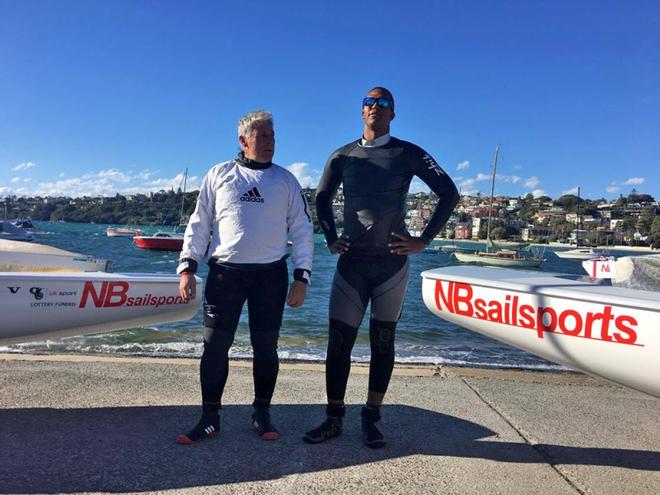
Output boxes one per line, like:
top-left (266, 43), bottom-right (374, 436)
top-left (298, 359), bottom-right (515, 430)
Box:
top-left (316, 136), bottom-right (459, 401)
top-left (200, 259), bottom-right (288, 406)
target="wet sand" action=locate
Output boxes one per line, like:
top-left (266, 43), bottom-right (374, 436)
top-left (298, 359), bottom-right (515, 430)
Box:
top-left (1, 353), bottom-right (658, 494)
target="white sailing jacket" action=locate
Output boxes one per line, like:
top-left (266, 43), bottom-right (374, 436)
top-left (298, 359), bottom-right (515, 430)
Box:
top-left (179, 158), bottom-right (314, 275)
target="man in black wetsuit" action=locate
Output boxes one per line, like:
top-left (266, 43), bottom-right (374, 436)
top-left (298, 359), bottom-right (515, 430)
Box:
top-left (304, 87), bottom-right (459, 448)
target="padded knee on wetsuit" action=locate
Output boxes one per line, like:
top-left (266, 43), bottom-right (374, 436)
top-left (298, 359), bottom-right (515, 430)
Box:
top-left (327, 319), bottom-right (358, 358)
top-left (368, 319), bottom-right (397, 394)
top-left (250, 330), bottom-right (279, 358)
top-left (369, 319), bottom-right (396, 356)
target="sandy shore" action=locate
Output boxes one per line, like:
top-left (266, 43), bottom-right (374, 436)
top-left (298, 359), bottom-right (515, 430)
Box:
top-left (1, 353), bottom-right (658, 494)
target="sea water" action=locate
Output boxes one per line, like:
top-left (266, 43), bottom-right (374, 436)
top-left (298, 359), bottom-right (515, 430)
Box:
top-left (4, 221), bottom-right (640, 370)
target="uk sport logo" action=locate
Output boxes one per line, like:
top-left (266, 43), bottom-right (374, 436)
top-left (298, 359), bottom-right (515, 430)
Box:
top-left (240, 187), bottom-right (265, 203)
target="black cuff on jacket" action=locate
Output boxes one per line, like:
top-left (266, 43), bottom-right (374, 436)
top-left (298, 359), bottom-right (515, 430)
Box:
top-left (293, 268), bottom-right (311, 284)
top-left (177, 258), bottom-right (198, 275)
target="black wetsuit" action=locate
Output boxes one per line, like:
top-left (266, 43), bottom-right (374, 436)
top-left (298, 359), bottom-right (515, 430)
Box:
top-left (316, 136), bottom-right (459, 401)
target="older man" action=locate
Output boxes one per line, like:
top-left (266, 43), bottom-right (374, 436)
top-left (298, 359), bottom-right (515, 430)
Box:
top-left (176, 110), bottom-right (313, 444)
top-left (305, 87), bottom-right (459, 448)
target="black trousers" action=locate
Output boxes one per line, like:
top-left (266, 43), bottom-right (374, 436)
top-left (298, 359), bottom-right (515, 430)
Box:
top-left (200, 261), bottom-right (288, 406)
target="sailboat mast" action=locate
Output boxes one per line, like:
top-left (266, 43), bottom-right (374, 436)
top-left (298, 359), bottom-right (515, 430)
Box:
top-left (485, 145), bottom-right (499, 247)
top-left (178, 167), bottom-right (188, 225)
top-left (576, 186), bottom-right (581, 246)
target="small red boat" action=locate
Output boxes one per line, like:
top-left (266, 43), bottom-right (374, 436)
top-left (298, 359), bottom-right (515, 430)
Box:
top-left (133, 229), bottom-right (184, 251)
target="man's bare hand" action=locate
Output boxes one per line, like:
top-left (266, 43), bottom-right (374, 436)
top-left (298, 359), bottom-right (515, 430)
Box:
top-left (287, 280), bottom-right (308, 307)
top-left (328, 235), bottom-right (350, 254)
top-left (179, 273), bottom-right (196, 302)
top-left (388, 232), bottom-right (428, 255)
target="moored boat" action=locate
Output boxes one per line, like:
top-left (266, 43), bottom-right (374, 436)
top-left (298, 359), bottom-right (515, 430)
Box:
top-left (453, 146), bottom-right (545, 269)
top-left (0, 239), bottom-right (110, 272)
top-left (12, 218), bottom-right (36, 235)
top-left (133, 227), bottom-right (185, 251)
top-left (0, 220), bottom-right (33, 242)
top-left (555, 247), bottom-right (607, 260)
top-left (106, 226), bottom-right (141, 237)
top-left (453, 249), bottom-right (545, 268)
top-left (0, 271), bottom-right (201, 344)
top-left (134, 168), bottom-right (188, 251)
top-left (421, 265), bottom-right (660, 398)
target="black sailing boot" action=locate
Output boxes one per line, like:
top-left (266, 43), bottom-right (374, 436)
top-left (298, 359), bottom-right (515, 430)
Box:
top-left (303, 404), bottom-right (345, 444)
top-left (361, 405), bottom-right (386, 449)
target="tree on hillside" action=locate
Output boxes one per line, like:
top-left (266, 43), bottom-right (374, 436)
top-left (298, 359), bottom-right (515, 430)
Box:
top-left (636, 207), bottom-right (655, 236)
top-left (555, 194), bottom-right (583, 210)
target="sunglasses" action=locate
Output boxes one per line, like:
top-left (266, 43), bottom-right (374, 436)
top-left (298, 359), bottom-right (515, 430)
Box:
top-left (362, 97), bottom-right (392, 109)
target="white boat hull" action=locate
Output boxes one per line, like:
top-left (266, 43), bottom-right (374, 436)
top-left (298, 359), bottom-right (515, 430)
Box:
top-left (0, 240), bottom-right (109, 272)
top-left (0, 271), bottom-right (201, 344)
top-left (421, 266), bottom-right (660, 398)
top-left (0, 240), bottom-right (110, 272)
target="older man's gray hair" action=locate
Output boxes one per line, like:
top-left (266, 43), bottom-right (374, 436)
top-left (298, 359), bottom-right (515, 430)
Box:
top-left (238, 110), bottom-right (273, 137)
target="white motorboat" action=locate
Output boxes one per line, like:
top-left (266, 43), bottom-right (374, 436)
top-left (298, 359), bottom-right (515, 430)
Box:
top-left (12, 218), bottom-right (36, 235)
top-left (107, 226), bottom-right (141, 237)
top-left (439, 244), bottom-right (461, 252)
top-left (556, 187), bottom-right (606, 260)
top-left (0, 271), bottom-right (201, 344)
top-left (0, 220), bottom-right (33, 242)
top-left (421, 264), bottom-right (660, 398)
top-left (555, 247), bottom-right (607, 260)
top-left (0, 240), bottom-right (110, 272)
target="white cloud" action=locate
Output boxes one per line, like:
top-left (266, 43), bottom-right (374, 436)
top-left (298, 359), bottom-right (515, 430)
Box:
top-left (456, 160), bottom-right (470, 171)
top-left (24, 169), bottom-right (202, 198)
top-left (511, 176), bottom-right (521, 184)
top-left (561, 186), bottom-right (579, 196)
top-left (11, 161), bottom-right (36, 171)
top-left (524, 176), bottom-right (540, 189)
top-left (531, 189), bottom-right (546, 199)
top-left (286, 162), bottom-right (318, 188)
top-left (10, 177), bottom-right (20, 183)
top-left (98, 169), bottom-right (131, 183)
top-left (475, 173), bottom-right (491, 182)
top-left (409, 178), bottom-right (431, 193)
top-left (459, 178), bottom-right (475, 188)
top-left (460, 189), bottom-right (478, 196)
top-left (59, 173), bottom-right (65, 177)
top-left (623, 177), bottom-right (645, 185)
top-left (606, 186), bottom-right (620, 193)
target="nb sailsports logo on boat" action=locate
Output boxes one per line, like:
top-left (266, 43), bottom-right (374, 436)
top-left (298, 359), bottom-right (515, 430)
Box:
top-left (240, 187), bottom-right (264, 203)
top-left (78, 281), bottom-right (187, 308)
top-left (432, 279), bottom-right (639, 345)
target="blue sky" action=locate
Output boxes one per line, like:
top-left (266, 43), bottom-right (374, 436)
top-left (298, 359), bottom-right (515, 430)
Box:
top-left (1, 0), bottom-right (658, 200)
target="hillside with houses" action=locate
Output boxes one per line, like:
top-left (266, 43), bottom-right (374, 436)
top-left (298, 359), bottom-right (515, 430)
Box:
top-left (2, 189), bottom-right (659, 248)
